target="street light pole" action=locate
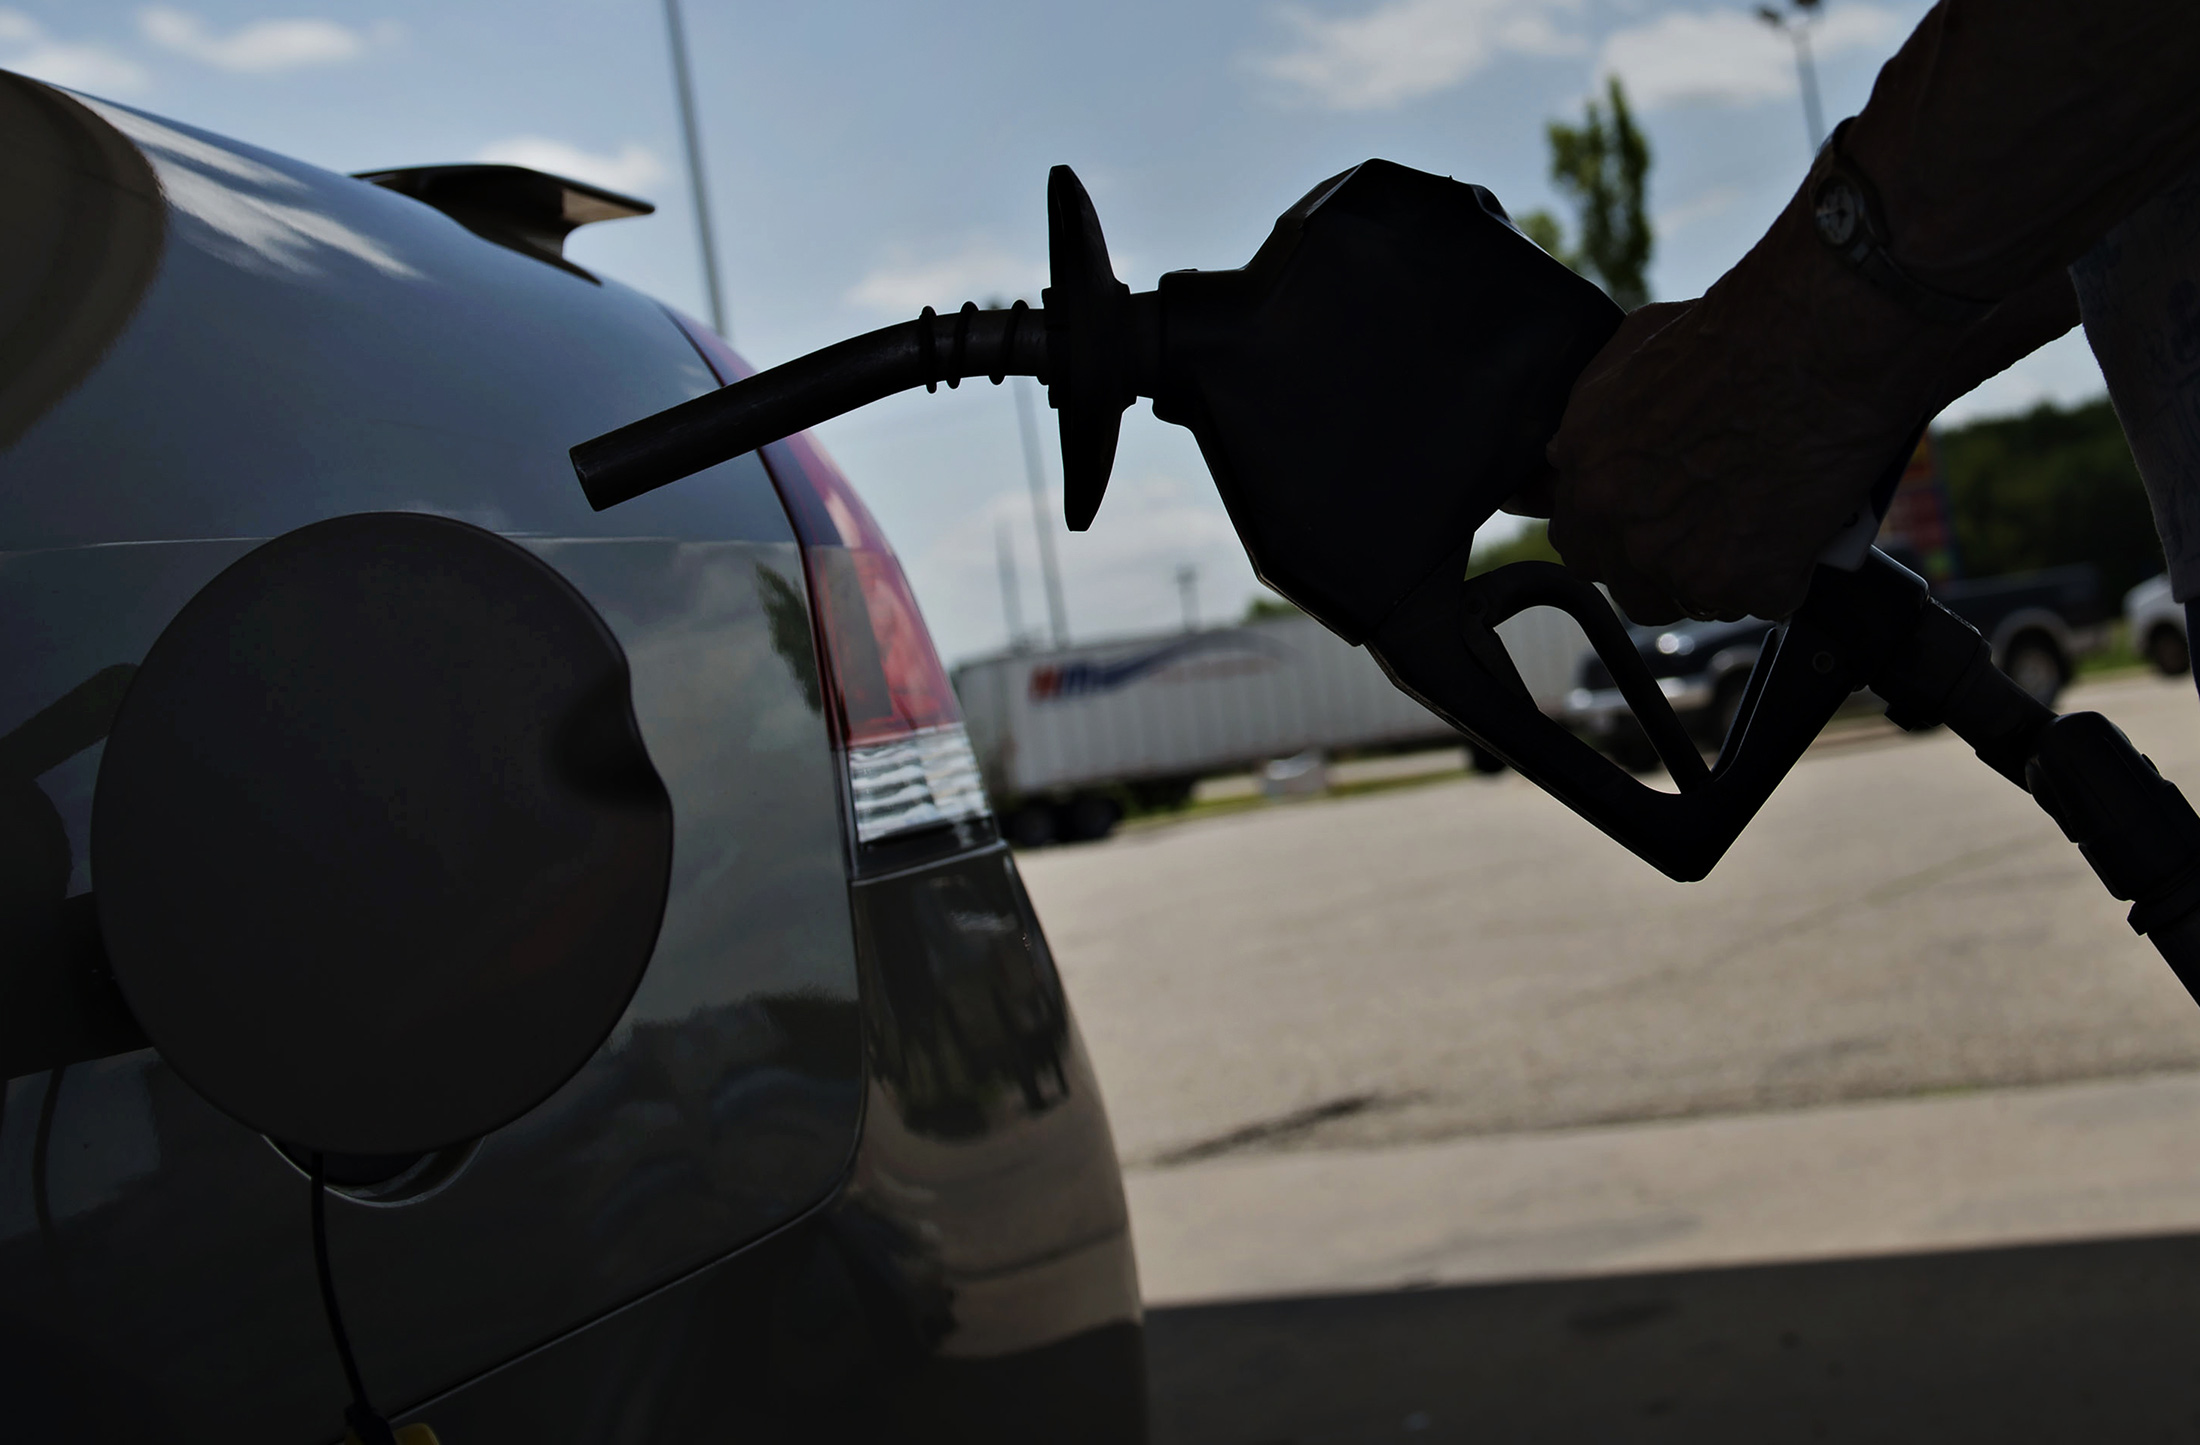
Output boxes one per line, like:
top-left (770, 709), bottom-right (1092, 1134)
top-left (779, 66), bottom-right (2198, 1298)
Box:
top-left (1756, 0), bottom-right (1826, 153)
top-left (1014, 374), bottom-right (1071, 648)
top-left (1176, 564), bottom-right (1199, 633)
top-left (1790, 21), bottom-right (1826, 152)
top-left (662, 0), bottom-right (728, 338)
top-left (996, 520), bottom-right (1028, 652)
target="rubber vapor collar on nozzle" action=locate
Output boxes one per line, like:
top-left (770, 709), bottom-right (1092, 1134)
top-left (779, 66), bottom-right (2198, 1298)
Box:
top-left (570, 166), bottom-right (1154, 526)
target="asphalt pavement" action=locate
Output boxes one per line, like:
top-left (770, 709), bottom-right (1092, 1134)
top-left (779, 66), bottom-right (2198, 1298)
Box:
top-left (1022, 671), bottom-right (2200, 1173)
top-left (1016, 670), bottom-right (2200, 1442)
top-left (1144, 1230), bottom-right (2200, 1443)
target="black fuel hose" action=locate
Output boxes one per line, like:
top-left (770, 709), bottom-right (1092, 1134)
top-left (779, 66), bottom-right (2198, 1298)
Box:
top-left (574, 300), bottom-right (1051, 510)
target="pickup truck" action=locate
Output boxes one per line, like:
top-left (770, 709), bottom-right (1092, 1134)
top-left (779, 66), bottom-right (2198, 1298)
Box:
top-left (1565, 563), bottom-right (2111, 767)
top-left (2125, 573), bottom-right (2191, 676)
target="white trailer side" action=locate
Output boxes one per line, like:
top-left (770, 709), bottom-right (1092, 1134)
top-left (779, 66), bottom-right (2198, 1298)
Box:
top-left (953, 608), bottom-right (1587, 804)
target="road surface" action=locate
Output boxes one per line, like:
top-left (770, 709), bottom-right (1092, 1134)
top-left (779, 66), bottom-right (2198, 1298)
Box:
top-left (1018, 672), bottom-right (2200, 1287)
top-left (1021, 671), bottom-right (2200, 1438)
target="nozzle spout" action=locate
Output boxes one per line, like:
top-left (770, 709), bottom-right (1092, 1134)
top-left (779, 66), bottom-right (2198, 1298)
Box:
top-left (573, 300), bottom-right (1050, 511)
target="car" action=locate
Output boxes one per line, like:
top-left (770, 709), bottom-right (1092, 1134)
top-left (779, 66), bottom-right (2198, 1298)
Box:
top-left (1564, 563), bottom-right (2110, 767)
top-left (0, 71), bottom-right (1143, 1442)
top-left (2125, 573), bottom-right (2190, 677)
top-left (1563, 615), bottom-right (1773, 768)
top-left (1930, 563), bottom-right (2112, 704)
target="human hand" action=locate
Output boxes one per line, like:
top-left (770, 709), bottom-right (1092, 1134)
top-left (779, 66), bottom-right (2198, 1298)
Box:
top-left (1538, 201), bottom-right (2081, 626)
top-left (1542, 210), bottom-right (1934, 623)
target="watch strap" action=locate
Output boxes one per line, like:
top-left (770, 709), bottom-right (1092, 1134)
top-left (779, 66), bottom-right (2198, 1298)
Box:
top-left (1809, 119), bottom-right (1996, 326)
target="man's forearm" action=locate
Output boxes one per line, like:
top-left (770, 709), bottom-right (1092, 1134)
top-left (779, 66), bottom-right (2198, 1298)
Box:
top-left (1850, 0), bottom-right (2200, 301)
top-left (1539, 1), bottom-right (2191, 623)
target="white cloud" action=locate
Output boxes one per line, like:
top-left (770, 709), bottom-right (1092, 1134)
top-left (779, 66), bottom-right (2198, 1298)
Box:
top-left (0, 10), bottom-right (150, 92)
top-left (846, 241), bottom-right (1047, 315)
top-left (139, 7), bottom-right (396, 74)
top-left (1598, 4), bottom-right (1902, 111)
top-left (1252, 0), bottom-right (1584, 112)
top-left (1654, 182), bottom-right (1741, 237)
top-left (472, 136), bottom-right (668, 197)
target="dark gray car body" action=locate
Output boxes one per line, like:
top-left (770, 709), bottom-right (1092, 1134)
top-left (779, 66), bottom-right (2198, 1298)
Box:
top-left (0, 75), bottom-right (1141, 1441)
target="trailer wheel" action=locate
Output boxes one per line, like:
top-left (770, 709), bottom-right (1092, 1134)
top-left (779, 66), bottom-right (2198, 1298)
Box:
top-left (1126, 777), bottom-right (1196, 811)
top-left (1059, 794), bottom-right (1122, 843)
top-left (1004, 804), bottom-right (1057, 848)
top-left (2148, 623), bottom-right (2191, 677)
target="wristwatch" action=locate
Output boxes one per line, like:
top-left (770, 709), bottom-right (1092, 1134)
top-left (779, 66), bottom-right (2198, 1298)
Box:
top-left (1809, 119), bottom-right (1996, 325)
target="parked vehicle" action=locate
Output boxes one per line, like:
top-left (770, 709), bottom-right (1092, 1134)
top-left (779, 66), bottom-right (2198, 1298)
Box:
top-left (1564, 615), bottom-right (1772, 767)
top-left (2126, 573), bottom-right (2190, 676)
top-left (953, 606), bottom-right (1588, 843)
top-left (1935, 564), bottom-right (2113, 700)
top-left (1565, 563), bottom-right (2110, 766)
top-left (0, 74), bottom-right (1140, 1442)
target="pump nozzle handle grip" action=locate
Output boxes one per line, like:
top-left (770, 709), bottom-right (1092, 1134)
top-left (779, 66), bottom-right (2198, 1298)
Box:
top-left (573, 302), bottom-right (1052, 511)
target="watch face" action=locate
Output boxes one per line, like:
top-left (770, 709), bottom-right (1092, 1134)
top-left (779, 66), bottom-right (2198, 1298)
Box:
top-left (1815, 176), bottom-right (1863, 248)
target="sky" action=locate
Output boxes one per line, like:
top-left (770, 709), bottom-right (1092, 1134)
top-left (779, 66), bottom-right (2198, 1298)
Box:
top-left (5, 1), bottom-right (2114, 665)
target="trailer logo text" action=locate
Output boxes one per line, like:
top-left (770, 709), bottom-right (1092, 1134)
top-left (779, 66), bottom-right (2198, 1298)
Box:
top-left (1028, 633), bottom-right (1289, 702)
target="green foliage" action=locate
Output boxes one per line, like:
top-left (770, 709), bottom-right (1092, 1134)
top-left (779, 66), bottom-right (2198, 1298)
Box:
top-left (1936, 398), bottom-right (2163, 598)
top-left (1466, 519), bottom-right (1563, 577)
top-left (1461, 405), bottom-right (2163, 602)
top-left (1517, 208), bottom-right (1569, 262)
top-left (2076, 620), bottom-right (2144, 678)
top-left (1242, 591), bottom-right (1304, 623)
top-left (1535, 77), bottom-right (1654, 310)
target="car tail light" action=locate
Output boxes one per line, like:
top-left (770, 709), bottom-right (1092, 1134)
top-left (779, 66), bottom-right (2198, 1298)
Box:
top-left (763, 432), bottom-right (988, 841)
top-left (664, 309), bottom-right (989, 845)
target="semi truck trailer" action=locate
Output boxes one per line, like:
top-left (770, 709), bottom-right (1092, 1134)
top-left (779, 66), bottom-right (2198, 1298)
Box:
top-left (952, 607), bottom-right (1590, 844)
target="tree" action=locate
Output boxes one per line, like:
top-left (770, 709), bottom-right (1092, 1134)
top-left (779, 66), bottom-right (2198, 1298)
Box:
top-left (1475, 405), bottom-right (2165, 597)
top-left (1936, 398), bottom-right (2163, 598)
top-left (1242, 589), bottom-right (1304, 623)
top-left (1520, 77), bottom-right (1654, 310)
top-left (1518, 210), bottom-right (1569, 261)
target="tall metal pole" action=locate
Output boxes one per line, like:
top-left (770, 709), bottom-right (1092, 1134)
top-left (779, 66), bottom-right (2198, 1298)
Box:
top-left (662, 0), bottom-right (728, 338)
top-left (1014, 375), bottom-right (1070, 648)
top-left (1757, 3), bottom-right (1826, 153)
top-left (1792, 25), bottom-right (1825, 152)
top-left (1176, 564), bottom-right (1199, 633)
top-left (996, 520), bottom-right (1028, 652)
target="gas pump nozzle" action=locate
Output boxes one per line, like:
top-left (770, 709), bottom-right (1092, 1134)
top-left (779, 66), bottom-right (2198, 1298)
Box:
top-left (573, 161), bottom-right (2200, 989)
